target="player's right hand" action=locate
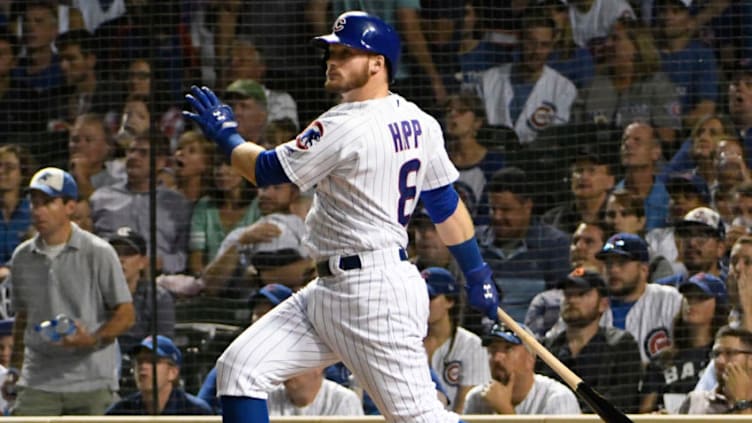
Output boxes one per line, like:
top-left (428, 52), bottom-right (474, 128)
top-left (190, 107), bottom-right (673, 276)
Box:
top-left (183, 85), bottom-right (244, 157)
top-left (464, 263), bottom-right (500, 322)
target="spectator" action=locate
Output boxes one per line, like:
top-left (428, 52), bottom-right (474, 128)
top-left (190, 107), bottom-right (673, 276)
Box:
top-left (410, 210), bottom-right (459, 275)
top-left (222, 38), bottom-right (299, 130)
top-left (594, 233), bottom-right (682, 364)
top-left (445, 91), bottom-right (505, 224)
top-left (478, 167), bottom-right (571, 322)
top-left (614, 122), bottom-right (670, 231)
top-left (714, 137), bottom-right (751, 222)
top-left (117, 93), bottom-right (151, 142)
top-left (12, 1), bottom-right (62, 96)
top-left (267, 367), bottom-right (363, 416)
top-left (679, 326), bottom-right (752, 414)
top-left (110, 226), bottom-right (175, 354)
top-left (641, 272), bottom-right (729, 413)
top-left (0, 318), bottom-right (12, 413)
top-left (0, 27), bottom-right (34, 142)
top-left (567, 0), bottom-right (636, 49)
top-left (664, 114), bottom-right (736, 178)
top-left (90, 135), bottom-right (192, 274)
top-left (106, 335), bottom-right (212, 415)
top-left (656, 0), bottom-right (719, 127)
top-left (728, 59), bottom-right (752, 170)
top-left (47, 29), bottom-right (116, 129)
top-left (262, 118), bottom-right (298, 149)
top-left (575, 19), bottom-right (681, 150)
top-left (540, 268), bottom-right (642, 413)
top-left (543, 144), bottom-right (615, 235)
top-left (604, 189), bottom-right (675, 281)
top-left (728, 182), bottom-right (752, 247)
top-left (173, 131), bottom-right (214, 203)
top-left (197, 283), bottom-right (294, 413)
top-left (476, 8), bottom-right (577, 144)
top-left (5, 167), bottom-right (134, 416)
top-left (422, 267), bottom-right (489, 413)
top-left (67, 113), bottom-right (123, 198)
top-left (646, 173), bottom-right (712, 273)
top-left (693, 235), bottom-right (752, 392)
top-left (463, 322), bottom-right (581, 414)
top-left (225, 79), bottom-right (268, 143)
top-left (0, 145), bottom-right (36, 279)
top-left (188, 155), bottom-right (260, 275)
top-left (540, 0), bottom-right (595, 89)
top-left (204, 211), bottom-right (311, 298)
top-left (658, 207), bottom-right (726, 287)
top-left (525, 220), bottom-right (608, 339)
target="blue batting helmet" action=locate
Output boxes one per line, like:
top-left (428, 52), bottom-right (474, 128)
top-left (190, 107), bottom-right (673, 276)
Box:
top-left (313, 11), bottom-right (401, 81)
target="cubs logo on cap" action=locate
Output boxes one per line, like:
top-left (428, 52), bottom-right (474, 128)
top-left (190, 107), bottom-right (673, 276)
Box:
top-left (27, 167), bottom-right (78, 200)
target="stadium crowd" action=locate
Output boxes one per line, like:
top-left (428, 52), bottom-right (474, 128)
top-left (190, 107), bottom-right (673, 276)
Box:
top-left (0, 0), bottom-right (749, 417)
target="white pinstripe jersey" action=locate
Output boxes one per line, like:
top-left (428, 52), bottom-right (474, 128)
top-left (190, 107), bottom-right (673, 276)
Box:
top-left (275, 93), bottom-right (459, 260)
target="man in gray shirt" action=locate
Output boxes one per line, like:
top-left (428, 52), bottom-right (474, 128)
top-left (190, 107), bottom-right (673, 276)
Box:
top-left (5, 167), bottom-right (134, 415)
top-left (463, 322), bottom-right (581, 415)
top-left (90, 135), bottom-right (191, 274)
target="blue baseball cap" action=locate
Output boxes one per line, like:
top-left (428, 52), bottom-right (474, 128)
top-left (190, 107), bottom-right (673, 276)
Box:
top-left (0, 318), bottom-right (13, 338)
top-left (132, 335), bottom-right (182, 366)
top-left (250, 283), bottom-right (293, 307)
top-left (422, 267), bottom-right (458, 298)
top-left (482, 322), bottom-right (533, 347)
top-left (679, 272), bottom-right (727, 303)
top-left (27, 167), bottom-right (78, 200)
top-left (595, 233), bottom-right (650, 263)
top-left (667, 172), bottom-right (711, 204)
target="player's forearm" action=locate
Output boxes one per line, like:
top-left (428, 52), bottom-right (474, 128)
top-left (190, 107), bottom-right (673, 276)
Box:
top-left (434, 201), bottom-right (476, 246)
top-left (231, 142), bottom-right (265, 186)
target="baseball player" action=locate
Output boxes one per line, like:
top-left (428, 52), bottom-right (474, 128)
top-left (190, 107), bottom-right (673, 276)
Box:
top-left (183, 11), bottom-right (499, 423)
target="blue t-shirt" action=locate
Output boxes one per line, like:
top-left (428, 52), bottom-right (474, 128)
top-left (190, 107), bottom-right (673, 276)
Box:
top-left (106, 388), bottom-right (213, 415)
top-left (547, 47), bottom-right (595, 89)
top-left (0, 197), bottom-right (30, 265)
top-left (661, 40), bottom-right (719, 114)
top-left (609, 298), bottom-right (637, 330)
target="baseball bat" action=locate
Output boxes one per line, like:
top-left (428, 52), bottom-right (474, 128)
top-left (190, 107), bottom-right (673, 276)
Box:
top-left (496, 306), bottom-right (633, 423)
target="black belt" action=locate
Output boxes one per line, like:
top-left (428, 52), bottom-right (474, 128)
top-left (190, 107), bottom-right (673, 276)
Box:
top-left (316, 249), bottom-right (408, 277)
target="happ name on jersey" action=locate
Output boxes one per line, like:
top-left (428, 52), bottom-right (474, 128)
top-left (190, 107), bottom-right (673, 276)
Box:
top-left (389, 119), bottom-right (423, 153)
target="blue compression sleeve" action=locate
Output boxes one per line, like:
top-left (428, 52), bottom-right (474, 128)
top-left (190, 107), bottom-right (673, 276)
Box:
top-left (221, 396), bottom-right (269, 423)
top-left (421, 184), bottom-right (459, 223)
top-left (448, 237), bottom-right (485, 275)
top-left (254, 150), bottom-right (291, 187)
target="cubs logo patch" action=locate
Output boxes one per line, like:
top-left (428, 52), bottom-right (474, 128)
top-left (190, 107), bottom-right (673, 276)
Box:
top-left (295, 121), bottom-right (324, 150)
top-left (333, 16), bottom-right (346, 32)
top-left (644, 327), bottom-right (672, 359)
top-left (443, 360), bottom-right (462, 387)
top-left (528, 102), bottom-right (558, 130)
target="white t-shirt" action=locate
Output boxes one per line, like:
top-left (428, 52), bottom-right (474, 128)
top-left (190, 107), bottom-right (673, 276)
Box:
top-left (430, 327), bottom-right (491, 407)
top-left (267, 379), bottom-right (364, 416)
top-left (463, 374), bottom-right (581, 415)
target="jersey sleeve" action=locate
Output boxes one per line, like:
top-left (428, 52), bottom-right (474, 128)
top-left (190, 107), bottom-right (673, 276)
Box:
top-left (422, 119), bottom-right (460, 190)
top-left (274, 111), bottom-right (366, 192)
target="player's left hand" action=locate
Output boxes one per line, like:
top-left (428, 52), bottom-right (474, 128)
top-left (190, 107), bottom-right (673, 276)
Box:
top-left (183, 85), bottom-right (244, 156)
top-left (465, 263), bottom-right (500, 322)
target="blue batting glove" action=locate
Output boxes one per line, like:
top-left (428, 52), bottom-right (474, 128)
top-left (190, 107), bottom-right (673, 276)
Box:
top-left (464, 263), bottom-right (500, 322)
top-left (183, 85), bottom-right (244, 157)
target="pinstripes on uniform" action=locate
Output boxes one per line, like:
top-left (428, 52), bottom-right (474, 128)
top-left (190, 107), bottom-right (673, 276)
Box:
top-left (216, 93), bottom-right (463, 423)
